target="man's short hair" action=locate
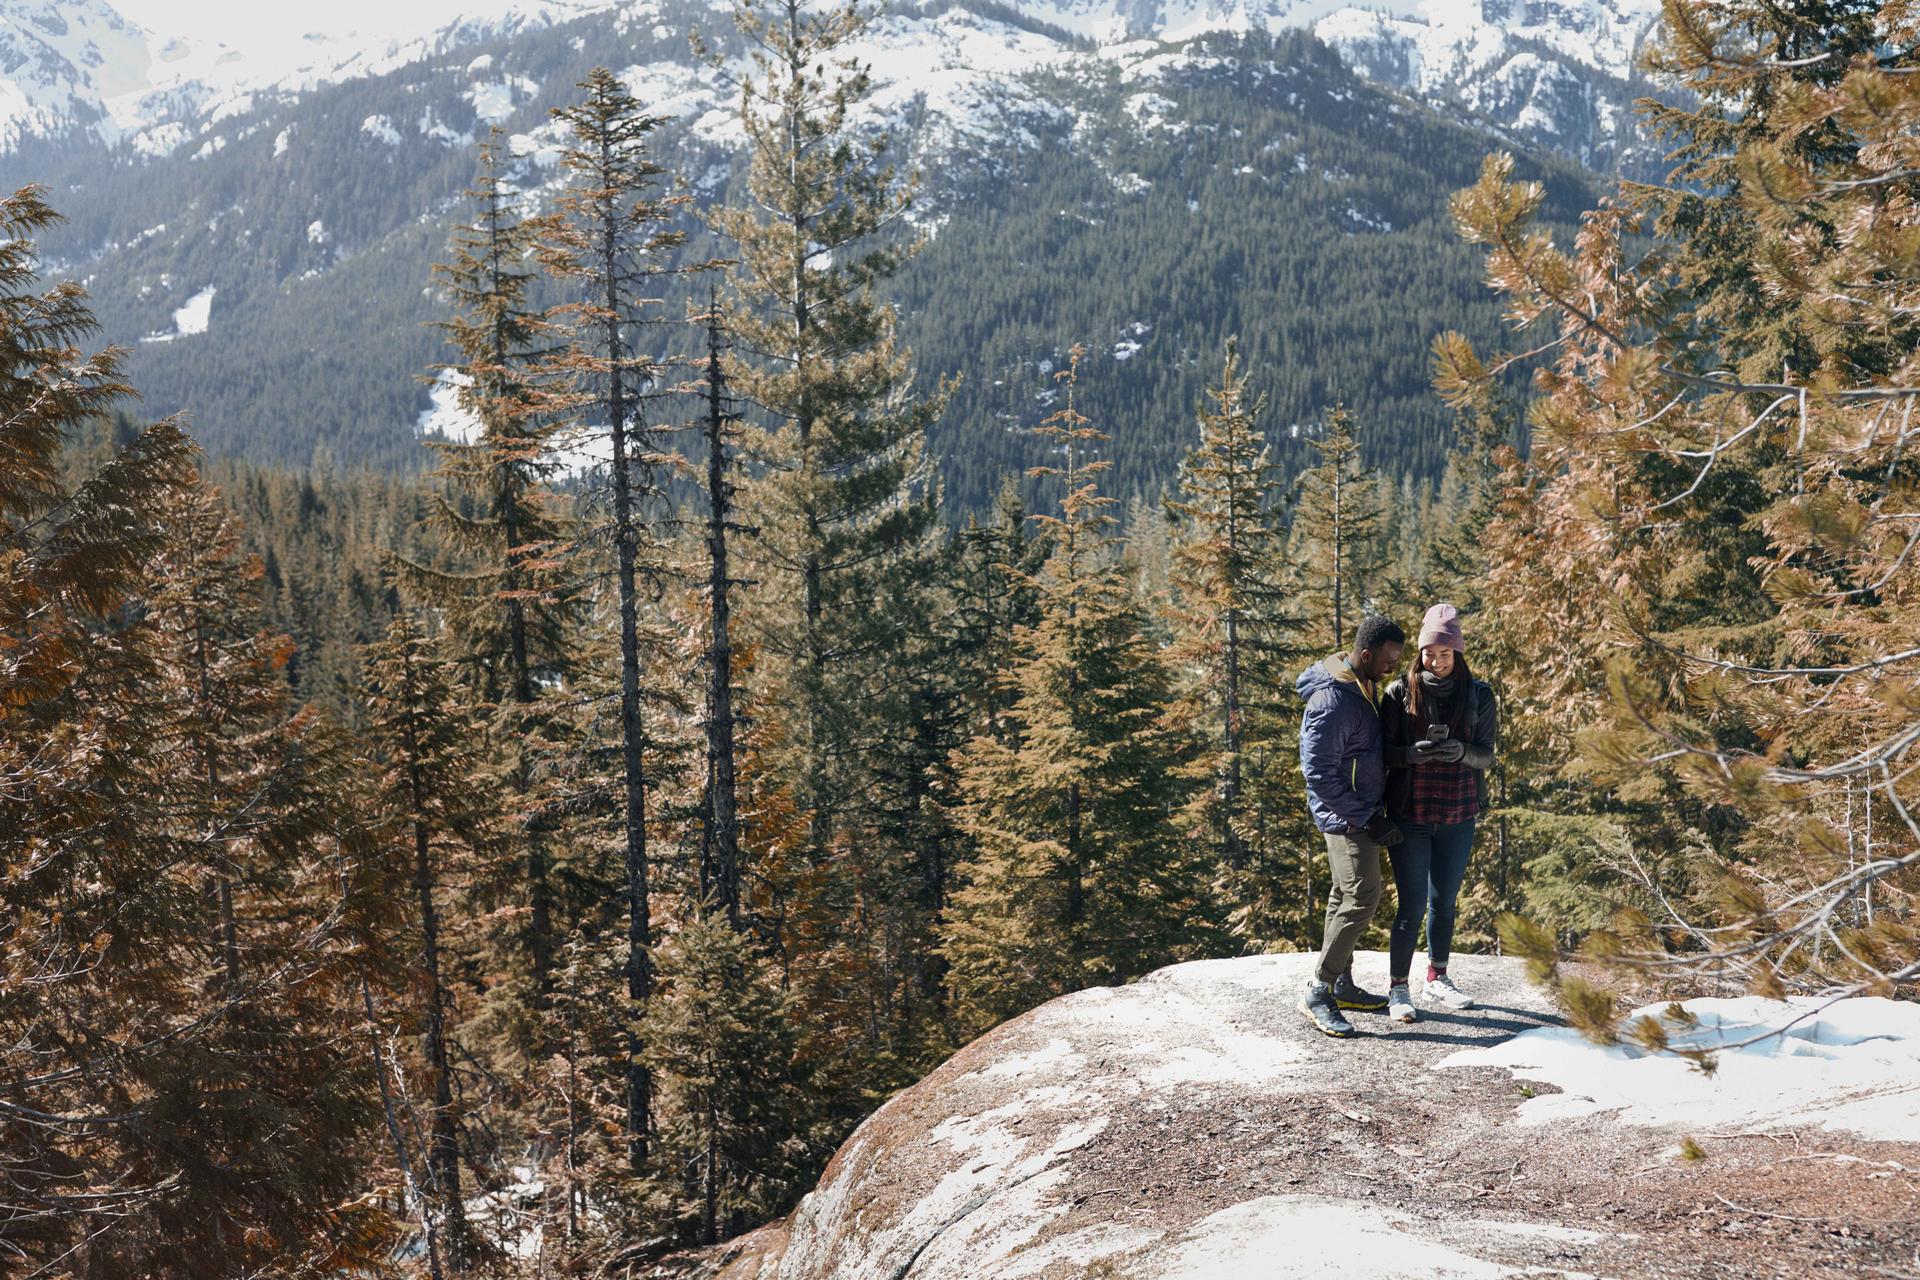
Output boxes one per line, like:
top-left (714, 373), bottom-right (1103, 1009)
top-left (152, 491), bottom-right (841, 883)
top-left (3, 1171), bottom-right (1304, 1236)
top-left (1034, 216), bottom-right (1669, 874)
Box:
top-left (1356, 615), bottom-right (1405, 653)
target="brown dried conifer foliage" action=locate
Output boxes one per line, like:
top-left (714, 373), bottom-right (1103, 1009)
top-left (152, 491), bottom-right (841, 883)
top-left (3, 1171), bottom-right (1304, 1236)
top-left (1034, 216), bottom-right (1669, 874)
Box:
top-left (1439, 0), bottom-right (1920, 1042)
top-left (0, 186), bottom-right (395, 1276)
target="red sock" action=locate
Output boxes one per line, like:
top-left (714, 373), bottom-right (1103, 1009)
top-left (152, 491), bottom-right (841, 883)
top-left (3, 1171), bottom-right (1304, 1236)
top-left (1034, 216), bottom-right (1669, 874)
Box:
top-left (1427, 964), bottom-right (1445, 983)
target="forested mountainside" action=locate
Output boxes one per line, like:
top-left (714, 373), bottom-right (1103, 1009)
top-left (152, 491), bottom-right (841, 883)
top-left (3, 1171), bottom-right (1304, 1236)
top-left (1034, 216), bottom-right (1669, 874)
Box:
top-left (20, 8), bottom-right (1593, 507)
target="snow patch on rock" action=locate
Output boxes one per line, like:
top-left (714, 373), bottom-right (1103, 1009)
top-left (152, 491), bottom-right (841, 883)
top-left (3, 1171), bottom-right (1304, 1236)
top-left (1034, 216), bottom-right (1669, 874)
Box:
top-left (1152, 1195), bottom-right (1511, 1279)
top-left (1441, 994), bottom-right (1920, 1141)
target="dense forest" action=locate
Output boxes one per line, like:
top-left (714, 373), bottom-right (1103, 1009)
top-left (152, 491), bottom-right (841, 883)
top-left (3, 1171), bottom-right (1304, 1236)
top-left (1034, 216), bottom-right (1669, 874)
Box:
top-left (2, 0), bottom-right (1915, 1274)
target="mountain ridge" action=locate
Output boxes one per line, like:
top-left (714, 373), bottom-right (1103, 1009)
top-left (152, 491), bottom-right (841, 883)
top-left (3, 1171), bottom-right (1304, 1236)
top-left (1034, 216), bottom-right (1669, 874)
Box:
top-left (4, 0), bottom-right (1662, 164)
top-left (4, 2), bottom-right (1601, 505)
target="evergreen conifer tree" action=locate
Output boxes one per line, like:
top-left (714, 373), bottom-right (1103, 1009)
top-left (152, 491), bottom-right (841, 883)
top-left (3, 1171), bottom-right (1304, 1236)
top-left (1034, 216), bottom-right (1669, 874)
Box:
top-left (708, 0), bottom-right (945, 847)
top-left (1163, 340), bottom-right (1316, 948)
top-left (707, 0), bottom-right (954, 1094)
top-left (361, 614), bottom-right (508, 1270)
top-left (1289, 404), bottom-right (1388, 653)
top-left (0, 194), bottom-right (390, 1268)
top-left (540, 62), bottom-right (693, 1174)
top-left (1440, 0), bottom-right (1920, 1023)
top-left (698, 296), bottom-right (747, 925)
top-left (639, 914), bottom-right (804, 1246)
top-left (397, 133), bottom-right (580, 1012)
top-left (943, 349), bottom-right (1216, 1031)
top-left (1164, 338), bottom-right (1295, 870)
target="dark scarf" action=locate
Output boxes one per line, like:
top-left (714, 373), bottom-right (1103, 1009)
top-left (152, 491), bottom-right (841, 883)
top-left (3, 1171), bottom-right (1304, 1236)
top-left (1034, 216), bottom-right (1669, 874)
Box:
top-left (1411, 668), bottom-right (1466, 735)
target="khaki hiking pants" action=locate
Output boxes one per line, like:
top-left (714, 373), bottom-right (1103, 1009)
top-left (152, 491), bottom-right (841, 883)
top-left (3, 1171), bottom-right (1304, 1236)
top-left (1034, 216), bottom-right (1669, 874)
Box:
top-left (1315, 829), bottom-right (1383, 985)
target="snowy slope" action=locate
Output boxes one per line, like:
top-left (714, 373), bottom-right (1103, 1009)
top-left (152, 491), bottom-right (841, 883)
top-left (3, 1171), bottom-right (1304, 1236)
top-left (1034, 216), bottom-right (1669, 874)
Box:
top-left (0, 0), bottom-right (611, 154)
top-left (2, 0), bottom-right (1663, 165)
top-left (0, 0), bottom-right (153, 147)
top-left (1443, 993), bottom-right (1920, 1141)
top-left (1313, 0), bottom-right (1664, 163)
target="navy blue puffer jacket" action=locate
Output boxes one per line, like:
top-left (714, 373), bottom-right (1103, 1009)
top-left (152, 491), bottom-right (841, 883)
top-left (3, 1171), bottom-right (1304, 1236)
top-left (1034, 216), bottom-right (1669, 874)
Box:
top-left (1296, 655), bottom-right (1387, 834)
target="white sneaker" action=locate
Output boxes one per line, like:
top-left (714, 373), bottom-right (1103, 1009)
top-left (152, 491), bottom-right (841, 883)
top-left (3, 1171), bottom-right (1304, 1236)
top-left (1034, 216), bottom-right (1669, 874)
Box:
top-left (1424, 973), bottom-right (1476, 1010)
top-left (1388, 983), bottom-right (1416, 1023)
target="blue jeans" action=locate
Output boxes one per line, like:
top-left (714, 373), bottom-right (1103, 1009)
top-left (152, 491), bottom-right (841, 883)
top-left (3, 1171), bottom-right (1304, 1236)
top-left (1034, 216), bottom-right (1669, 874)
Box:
top-left (1388, 819), bottom-right (1476, 982)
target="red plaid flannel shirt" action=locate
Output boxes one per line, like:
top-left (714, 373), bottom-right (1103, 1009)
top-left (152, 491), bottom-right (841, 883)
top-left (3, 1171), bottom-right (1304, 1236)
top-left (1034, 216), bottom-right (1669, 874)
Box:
top-left (1406, 757), bottom-right (1482, 826)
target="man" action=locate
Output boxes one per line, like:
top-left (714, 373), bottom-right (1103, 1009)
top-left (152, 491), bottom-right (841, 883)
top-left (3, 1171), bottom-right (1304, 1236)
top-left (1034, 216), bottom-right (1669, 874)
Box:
top-left (1295, 614), bottom-right (1406, 1037)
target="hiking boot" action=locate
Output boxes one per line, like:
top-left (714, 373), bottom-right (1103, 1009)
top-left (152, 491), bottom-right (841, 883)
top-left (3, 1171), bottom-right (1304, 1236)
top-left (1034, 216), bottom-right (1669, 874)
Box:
top-left (1388, 983), bottom-right (1416, 1023)
top-left (1424, 972), bottom-right (1476, 1010)
top-left (1298, 981), bottom-right (1355, 1038)
top-left (1331, 972), bottom-right (1389, 1012)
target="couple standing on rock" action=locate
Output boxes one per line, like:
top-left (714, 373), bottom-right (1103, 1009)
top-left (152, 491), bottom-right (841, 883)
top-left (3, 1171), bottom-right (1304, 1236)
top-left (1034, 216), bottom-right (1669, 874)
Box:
top-left (1294, 604), bottom-right (1499, 1038)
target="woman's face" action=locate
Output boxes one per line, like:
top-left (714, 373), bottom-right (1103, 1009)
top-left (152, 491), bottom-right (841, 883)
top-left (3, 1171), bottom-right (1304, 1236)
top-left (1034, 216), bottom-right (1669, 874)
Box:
top-left (1422, 644), bottom-right (1457, 678)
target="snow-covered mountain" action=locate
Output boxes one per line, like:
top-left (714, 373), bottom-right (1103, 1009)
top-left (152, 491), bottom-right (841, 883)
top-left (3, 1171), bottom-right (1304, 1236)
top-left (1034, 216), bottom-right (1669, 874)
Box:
top-left (0, 0), bottom-right (605, 154)
top-left (1314, 0), bottom-right (1665, 166)
top-left (2, 0), bottom-right (1603, 496)
top-left (3, 0), bottom-right (1663, 166)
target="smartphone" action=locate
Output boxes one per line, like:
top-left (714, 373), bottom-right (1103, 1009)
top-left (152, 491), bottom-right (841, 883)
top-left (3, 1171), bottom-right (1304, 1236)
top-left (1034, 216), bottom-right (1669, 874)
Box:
top-left (1427, 724), bottom-right (1450, 742)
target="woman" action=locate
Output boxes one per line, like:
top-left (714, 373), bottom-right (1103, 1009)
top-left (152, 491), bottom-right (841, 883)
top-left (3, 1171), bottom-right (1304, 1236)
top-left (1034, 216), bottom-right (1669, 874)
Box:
top-left (1380, 603), bottom-right (1497, 1021)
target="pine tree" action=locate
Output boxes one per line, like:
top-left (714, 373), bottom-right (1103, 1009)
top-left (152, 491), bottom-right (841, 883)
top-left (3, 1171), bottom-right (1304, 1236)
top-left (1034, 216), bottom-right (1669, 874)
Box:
top-left (398, 132), bottom-right (579, 1010)
top-left (947, 476), bottom-right (1045, 746)
top-left (1635, 0), bottom-right (1890, 386)
top-left (1164, 338), bottom-right (1295, 870)
top-left (1441, 0), bottom-right (1920, 1024)
top-left (1289, 404), bottom-right (1388, 653)
top-left (361, 614), bottom-right (507, 1271)
top-left (1162, 340), bottom-right (1317, 949)
top-left (707, 0), bottom-right (946, 852)
top-left (0, 194), bottom-right (392, 1269)
top-left (698, 297), bottom-right (748, 925)
top-left (943, 349), bottom-right (1217, 1031)
top-left (541, 63), bottom-right (693, 1175)
top-left (639, 914), bottom-right (803, 1246)
top-left (706, 0), bottom-right (955, 1096)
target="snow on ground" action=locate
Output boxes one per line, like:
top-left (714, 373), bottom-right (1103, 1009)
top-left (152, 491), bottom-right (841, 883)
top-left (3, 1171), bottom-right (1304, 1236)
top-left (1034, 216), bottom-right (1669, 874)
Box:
top-left (416, 369), bottom-right (478, 441)
top-left (415, 369), bottom-right (615, 475)
top-left (467, 75), bottom-right (541, 123)
top-left (361, 113), bottom-right (401, 145)
top-left (507, 119), bottom-right (569, 168)
top-left (418, 105), bottom-right (469, 147)
top-left (1441, 993), bottom-right (1920, 1141)
top-left (1152, 1196), bottom-right (1512, 1280)
top-left (140, 285), bottom-right (215, 343)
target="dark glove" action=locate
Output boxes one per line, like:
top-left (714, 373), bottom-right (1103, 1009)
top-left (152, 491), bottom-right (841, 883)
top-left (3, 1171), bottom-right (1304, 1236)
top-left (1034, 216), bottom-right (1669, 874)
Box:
top-left (1406, 740), bottom-right (1442, 765)
top-left (1431, 739), bottom-right (1467, 764)
top-left (1361, 812), bottom-right (1403, 847)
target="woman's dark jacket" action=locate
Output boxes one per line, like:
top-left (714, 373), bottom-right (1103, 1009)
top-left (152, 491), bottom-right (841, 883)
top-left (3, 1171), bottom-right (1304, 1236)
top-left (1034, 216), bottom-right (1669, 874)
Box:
top-left (1381, 673), bottom-right (1497, 822)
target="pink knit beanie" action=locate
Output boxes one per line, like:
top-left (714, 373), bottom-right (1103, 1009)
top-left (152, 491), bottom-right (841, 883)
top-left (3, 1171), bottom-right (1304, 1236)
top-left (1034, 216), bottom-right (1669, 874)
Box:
top-left (1418, 603), bottom-right (1465, 653)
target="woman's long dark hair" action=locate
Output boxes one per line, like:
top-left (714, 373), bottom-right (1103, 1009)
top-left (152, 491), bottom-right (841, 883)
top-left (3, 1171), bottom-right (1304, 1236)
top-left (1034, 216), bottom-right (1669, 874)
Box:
top-left (1408, 649), bottom-right (1472, 739)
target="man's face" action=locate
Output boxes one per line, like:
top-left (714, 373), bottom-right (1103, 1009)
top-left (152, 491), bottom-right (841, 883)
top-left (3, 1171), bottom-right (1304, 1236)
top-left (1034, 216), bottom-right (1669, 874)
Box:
top-left (1357, 641), bottom-right (1404, 683)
